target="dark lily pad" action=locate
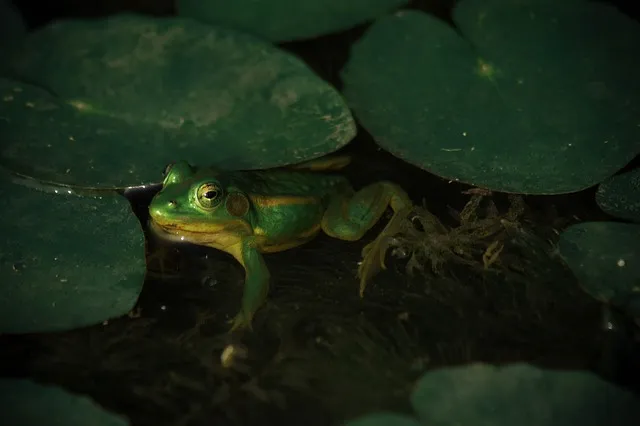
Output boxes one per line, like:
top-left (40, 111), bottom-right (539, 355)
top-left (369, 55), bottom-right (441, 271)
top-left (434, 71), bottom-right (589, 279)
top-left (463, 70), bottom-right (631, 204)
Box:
top-left (5, 14), bottom-right (355, 187)
top-left (0, 178), bottom-right (146, 333)
top-left (342, 1), bottom-right (640, 194)
top-left (344, 363), bottom-right (640, 426)
top-left (596, 168), bottom-right (640, 222)
top-left (0, 379), bottom-right (129, 426)
top-left (0, 77), bottom-right (174, 188)
top-left (558, 222), bottom-right (640, 316)
top-left (411, 363), bottom-right (640, 426)
top-left (177, 0), bottom-right (409, 42)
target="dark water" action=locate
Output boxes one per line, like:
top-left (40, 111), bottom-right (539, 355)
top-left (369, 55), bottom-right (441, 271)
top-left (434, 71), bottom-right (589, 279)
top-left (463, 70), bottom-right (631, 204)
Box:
top-left (2, 1), bottom-right (639, 425)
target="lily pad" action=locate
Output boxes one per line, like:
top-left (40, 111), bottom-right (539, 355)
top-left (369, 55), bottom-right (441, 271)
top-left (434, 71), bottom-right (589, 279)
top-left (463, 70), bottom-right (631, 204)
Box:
top-left (5, 14), bottom-right (355, 187)
top-left (342, 1), bottom-right (640, 194)
top-left (596, 168), bottom-right (640, 222)
top-left (0, 178), bottom-right (146, 334)
top-left (0, 77), bottom-right (174, 188)
top-left (345, 363), bottom-right (640, 426)
top-left (411, 363), bottom-right (640, 426)
top-left (0, 379), bottom-right (129, 426)
top-left (558, 222), bottom-right (640, 316)
top-left (177, 0), bottom-right (409, 42)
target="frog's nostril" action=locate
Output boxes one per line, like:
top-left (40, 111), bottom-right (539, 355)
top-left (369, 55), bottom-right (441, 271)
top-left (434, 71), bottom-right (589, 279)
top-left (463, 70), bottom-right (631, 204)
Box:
top-left (168, 200), bottom-right (177, 208)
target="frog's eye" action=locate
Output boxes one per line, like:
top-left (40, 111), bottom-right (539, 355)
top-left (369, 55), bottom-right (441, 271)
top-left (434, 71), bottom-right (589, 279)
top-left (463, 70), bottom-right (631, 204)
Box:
top-left (196, 182), bottom-right (224, 209)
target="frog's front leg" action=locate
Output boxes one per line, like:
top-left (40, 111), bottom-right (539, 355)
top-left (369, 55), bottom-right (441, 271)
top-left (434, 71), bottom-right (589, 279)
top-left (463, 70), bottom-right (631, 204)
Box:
top-left (227, 236), bottom-right (270, 332)
top-left (321, 182), bottom-right (413, 296)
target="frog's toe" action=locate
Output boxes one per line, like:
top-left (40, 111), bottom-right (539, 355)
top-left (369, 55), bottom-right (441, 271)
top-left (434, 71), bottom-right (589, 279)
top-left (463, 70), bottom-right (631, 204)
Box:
top-left (357, 236), bottom-right (391, 296)
top-left (357, 208), bottom-right (412, 296)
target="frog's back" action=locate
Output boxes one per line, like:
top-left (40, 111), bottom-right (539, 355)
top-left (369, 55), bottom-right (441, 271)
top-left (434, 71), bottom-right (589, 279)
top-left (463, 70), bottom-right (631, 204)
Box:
top-left (228, 169), bottom-right (349, 199)
top-left (224, 169), bottom-right (349, 250)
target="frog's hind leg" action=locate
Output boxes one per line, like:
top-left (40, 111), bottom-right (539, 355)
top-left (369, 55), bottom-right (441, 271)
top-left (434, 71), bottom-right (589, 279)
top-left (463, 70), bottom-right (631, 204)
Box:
top-left (321, 182), bottom-right (413, 296)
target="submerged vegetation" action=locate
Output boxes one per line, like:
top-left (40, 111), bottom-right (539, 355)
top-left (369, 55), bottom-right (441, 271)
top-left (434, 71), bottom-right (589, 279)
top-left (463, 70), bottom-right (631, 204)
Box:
top-left (385, 191), bottom-right (562, 285)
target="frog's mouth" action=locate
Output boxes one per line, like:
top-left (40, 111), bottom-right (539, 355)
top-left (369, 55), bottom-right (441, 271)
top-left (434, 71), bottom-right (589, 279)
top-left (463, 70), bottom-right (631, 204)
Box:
top-left (148, 218), bottom-right (219, 244)
top-left (148, 218), bottom-right (246, 249)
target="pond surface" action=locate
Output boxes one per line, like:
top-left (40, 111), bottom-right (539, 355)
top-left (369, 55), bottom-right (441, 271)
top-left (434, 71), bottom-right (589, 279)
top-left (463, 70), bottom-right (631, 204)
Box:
top-left (1, 0), bottom-right (639, 425)
top-left (3, 133), bottom-right (638, 425)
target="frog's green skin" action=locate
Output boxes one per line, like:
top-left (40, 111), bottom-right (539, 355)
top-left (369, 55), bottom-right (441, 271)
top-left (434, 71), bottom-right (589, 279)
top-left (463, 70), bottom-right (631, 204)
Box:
top-left (148, 155), bottom-right (412, 331)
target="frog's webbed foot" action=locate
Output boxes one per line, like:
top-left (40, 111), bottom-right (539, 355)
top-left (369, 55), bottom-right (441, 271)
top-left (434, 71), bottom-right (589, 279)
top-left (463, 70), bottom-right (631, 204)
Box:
top-left (358, 206), bottom-right (412, 296)
top-left (322, 181), bottom-right (413, 296)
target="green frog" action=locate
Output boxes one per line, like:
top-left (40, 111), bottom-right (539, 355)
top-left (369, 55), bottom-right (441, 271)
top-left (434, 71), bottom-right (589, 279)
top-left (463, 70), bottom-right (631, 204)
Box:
top-left (148, 155), bottom-right (413, 331)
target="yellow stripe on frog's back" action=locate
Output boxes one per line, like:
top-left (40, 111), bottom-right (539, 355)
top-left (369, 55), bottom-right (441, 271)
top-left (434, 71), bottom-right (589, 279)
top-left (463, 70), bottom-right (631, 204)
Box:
top-left (248, 193), bottom-right (326, 252)
top-left (286, 155), bottom-right (351, 172)
top-left (248, 194), bottom-right (322, 208)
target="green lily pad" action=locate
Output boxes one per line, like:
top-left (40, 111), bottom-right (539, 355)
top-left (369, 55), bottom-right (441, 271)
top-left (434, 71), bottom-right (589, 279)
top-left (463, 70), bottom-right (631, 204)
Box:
top-left (558, 222), bottom-right (640, 316)
top-left (596, 168), bottom-right (640, 222)
top-left (5, 14), bottom-right (355, 187)
top-left (411, 363), bottom-right (640, 425)
top-left (345, 363), bottom-right (640, 426)
top-left (342, 1), bottom-right (640, 194)
top-left (177, 0), bottom-right (409, 42)
top-left (0, 77), bottom-right (174, 188)
top-left (0, 178), bottom-right (146, 334)
top-left (0, 379), bottom-right (129, 426)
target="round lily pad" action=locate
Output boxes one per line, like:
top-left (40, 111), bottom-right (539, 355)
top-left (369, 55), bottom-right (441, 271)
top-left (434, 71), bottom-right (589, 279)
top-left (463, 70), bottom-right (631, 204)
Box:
top-left (0, 379), bottom-right (129, 426)
top-left (558, 222), bottom-right (640, 316)
top-left (0, 178), bottom-right (146, 334)
top-left (177, 0), bottom-right (409, 42)
top-left (345, 363), bottom-right (640, 426)
top-left (342, 1), bottom-right (640, 194)
top-left (0, 77), bottom-right (173, 188)
top-left (410, 363), bottom-right (640, 426)
top-left (596, 168), bottom-right (640, 222)
top-left (5, 14), bottom-right (355, 187)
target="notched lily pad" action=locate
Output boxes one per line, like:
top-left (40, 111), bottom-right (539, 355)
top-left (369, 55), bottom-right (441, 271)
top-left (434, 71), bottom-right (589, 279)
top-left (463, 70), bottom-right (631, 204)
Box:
top-left (6, 14), bottom-right (355, 186)
top-left (0, 379), bottom-right (129, 426)
top-left (177, 0), bottom-right (409, 42)
top-left (558, 222), bottom-right (640, 316)
top-left (596, 168), bottom-right (640, 222)
top-left (342, 1), bottom-right (640, 194)
top-left (0, 178), bottom-right (146, 333)
top-left (0, 77), bottom-right (173, 187)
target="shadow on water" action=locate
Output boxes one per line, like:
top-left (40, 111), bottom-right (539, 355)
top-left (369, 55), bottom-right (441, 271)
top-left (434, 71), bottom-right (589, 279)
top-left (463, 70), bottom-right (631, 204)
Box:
top-left (2, 0), bottom-right (640, 425)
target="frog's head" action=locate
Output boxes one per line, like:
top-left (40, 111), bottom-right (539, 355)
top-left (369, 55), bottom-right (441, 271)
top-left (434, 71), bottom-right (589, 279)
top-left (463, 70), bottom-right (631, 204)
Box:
top-left (148, 161), bottom-right (252, 246)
